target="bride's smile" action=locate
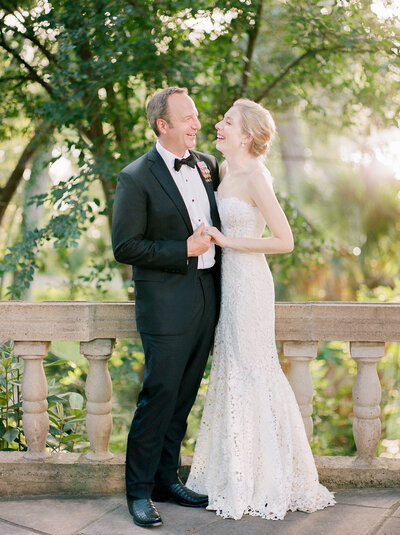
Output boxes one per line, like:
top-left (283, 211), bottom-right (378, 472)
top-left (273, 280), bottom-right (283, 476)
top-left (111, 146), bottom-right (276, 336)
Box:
top-left (215, 107), bottom-right (250, 155)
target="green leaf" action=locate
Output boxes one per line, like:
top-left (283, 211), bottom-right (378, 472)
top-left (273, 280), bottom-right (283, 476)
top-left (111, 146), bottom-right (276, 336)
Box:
top-left (48, 424), bottom-right (61, 436)
top-left (3, 428), bottom-right (19, 444)
top-left (7, 402), bottom-right (23, 409)
top-left (68, 392), bottom-right (84, 410)
top-left (44, 359), bottom-right (71, 368)
top-left (2, 357), bottom-right (12, 369)
top-left (0, 420), bottom-right (7, 437)
top-left (47, 395), bottom-right (65, 404)
top-left (60, 434), bottom-right (85, 443)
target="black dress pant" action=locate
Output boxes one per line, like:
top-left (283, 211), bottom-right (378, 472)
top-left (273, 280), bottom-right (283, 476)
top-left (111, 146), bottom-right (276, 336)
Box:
top-left (126, 271), bottom-right (217, 500)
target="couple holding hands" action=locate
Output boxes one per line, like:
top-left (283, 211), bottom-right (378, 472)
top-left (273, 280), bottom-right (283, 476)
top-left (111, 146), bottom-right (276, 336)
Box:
top-left (112, 87), bottom-right (335, 528)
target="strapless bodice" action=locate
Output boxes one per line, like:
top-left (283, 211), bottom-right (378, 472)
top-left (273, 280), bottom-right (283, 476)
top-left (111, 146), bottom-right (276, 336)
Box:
top-left (217, 196), bottom-right (266, 239)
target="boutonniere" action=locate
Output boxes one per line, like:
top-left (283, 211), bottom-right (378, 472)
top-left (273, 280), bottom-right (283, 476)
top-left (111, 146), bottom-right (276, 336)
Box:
top-left (197, 161), bottom-right (213, 183)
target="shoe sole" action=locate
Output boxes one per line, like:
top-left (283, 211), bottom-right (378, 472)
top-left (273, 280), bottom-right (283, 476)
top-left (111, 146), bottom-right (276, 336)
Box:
top-left (152, 497), bottom-right (208, 508)
top-left (133, 519), bottom-right (163, 528)
top-left (175, 501), bottom-right (208, 508)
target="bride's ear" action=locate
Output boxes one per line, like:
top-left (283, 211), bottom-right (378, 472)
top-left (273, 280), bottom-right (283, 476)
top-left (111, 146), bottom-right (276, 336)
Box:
top-left (241, 134), bottom-right (253, 147)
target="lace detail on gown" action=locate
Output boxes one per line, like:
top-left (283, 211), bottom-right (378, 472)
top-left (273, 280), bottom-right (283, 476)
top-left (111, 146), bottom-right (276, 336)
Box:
top-left (186, 196), bottom-right (335, 520)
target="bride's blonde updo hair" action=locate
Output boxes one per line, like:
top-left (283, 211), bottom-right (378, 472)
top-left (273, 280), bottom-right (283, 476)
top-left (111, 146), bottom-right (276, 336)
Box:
top-left (233, 99), bottom-right (276, 157)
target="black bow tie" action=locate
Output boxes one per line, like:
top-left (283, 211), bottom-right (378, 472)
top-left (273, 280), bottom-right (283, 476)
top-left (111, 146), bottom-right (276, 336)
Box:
top-left (174, 153), bottom-right (196, 171)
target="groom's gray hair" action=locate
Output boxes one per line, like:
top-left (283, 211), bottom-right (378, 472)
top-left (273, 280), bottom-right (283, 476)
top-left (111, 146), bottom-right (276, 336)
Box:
top-left (147, 86), bottom-right (188, 136)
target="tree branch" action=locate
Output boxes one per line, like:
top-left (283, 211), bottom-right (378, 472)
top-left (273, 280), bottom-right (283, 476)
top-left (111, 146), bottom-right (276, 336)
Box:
top-left (0, 30), bottom-right (54, 96)
top-left (254, 42), bottom-right (382, 103)
top-left (3, 6), bottom-right (58, 65)
top-left (0, 123), bottom-right (50, 226)
top-left (5, 23), bottom-right (59, 66)
top-left (105, 82), bottom-right (125, 144)
top-left (240, 0), bottom-right (263, 97)
top-left (254, 49), bottom-right (313, 102)
top-left (0, 74), bottom-right (30, 83)
top-left (0, 73), bottom-right (30, 90)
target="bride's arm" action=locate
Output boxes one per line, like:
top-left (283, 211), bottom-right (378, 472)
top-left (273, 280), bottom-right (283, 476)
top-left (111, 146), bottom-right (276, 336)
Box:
top-left (208, 170), bottom-right (294, 254)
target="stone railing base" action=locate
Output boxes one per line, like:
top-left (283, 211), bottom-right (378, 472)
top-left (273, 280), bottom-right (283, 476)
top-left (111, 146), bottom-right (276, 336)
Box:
top-left (0, 451), bottom-right (125, 498)
top-left (0, 452), bottom-right (399, 497)
top-left (315, 456), bottom-right (400, 488)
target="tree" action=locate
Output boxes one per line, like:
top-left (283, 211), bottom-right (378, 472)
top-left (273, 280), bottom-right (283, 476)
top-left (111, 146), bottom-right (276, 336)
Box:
top-left (0, 0), bottom-right (398, 297)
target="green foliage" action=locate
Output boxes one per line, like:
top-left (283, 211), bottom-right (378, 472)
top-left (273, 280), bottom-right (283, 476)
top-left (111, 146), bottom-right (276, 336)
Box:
top-left (46, 391), bottom-right (86, 452)
top-left (0, 337), bottom-right (145, 455)
top-left (378, 343), bottom-right (400, 453)
top-left (270, 193), bottom-right (331, 299)
top-left (43, 351), bottom-right (88, 452)
top-left (311, 342), bottom-right (357, 456)
top-left (0, 343), bottom-right (88, 453)
top-left (106, 339), bottom-right (144, 452)
top-left (1, 0), bottom-right (399, 296)
top-left (0, 342), bottom-right (24, 451)
top-left (2, 171), bottom-right (94, 297)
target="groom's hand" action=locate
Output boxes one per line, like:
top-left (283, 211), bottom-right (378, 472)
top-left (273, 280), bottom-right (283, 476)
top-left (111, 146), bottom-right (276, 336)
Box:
top-left (187, 223), bottom-right (211, 257)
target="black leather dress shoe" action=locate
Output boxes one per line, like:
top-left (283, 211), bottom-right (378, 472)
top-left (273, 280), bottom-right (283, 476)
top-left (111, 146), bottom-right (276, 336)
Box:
top-left (152, 478), bottom-right (208, 508)
top-left (127, 498), bottom-right (163, 528)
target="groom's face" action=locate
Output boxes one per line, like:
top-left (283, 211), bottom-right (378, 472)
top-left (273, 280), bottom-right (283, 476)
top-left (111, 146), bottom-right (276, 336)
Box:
top-left (157, 93), bottom-right (201, 157)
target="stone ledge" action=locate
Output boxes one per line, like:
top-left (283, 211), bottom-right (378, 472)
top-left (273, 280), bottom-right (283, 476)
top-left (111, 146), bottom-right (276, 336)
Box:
top-left (315, 456), bottom-right (400, 488)
top-left (0, 452), bottom-right (126, 497)
top-left (1, 301), bottom-right (400, 342)
top-left (0, 452), bottom-right (399, 497)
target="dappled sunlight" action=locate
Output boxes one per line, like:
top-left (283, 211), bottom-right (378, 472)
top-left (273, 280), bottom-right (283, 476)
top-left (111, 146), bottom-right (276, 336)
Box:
top-left (339, 128), bottom-right (400, 180)
top-left (372, 0), bottom-right (400, 21)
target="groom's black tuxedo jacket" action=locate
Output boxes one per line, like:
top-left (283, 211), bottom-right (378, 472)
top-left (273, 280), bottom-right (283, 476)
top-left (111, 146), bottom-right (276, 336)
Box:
top-left (112, 144), bottom-right (221, 336)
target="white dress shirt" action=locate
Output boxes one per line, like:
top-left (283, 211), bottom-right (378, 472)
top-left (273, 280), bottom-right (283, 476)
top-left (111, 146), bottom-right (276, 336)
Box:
top-left (156, 141), bottom-right (215, 269)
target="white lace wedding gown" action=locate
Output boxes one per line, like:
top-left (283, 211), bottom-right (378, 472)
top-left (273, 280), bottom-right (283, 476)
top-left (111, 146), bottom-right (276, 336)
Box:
top-left (186, 196), bottom-right (335, 520)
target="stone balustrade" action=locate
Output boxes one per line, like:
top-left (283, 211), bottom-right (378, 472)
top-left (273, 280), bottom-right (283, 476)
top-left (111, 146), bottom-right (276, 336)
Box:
top-left (0, 301), bottom-right (399, 495)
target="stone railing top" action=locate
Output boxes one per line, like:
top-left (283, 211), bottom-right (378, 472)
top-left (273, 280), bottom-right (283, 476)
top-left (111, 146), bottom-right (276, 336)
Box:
top-left (0, 301), bottom-right (136, 342)
top-left (0, 301), bottom-right (399, 342)
top-left (275, 301), bottom-right (400, 342)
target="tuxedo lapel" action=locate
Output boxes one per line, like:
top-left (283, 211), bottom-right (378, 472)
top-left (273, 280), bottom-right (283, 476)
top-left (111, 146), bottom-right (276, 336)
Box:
top-left (147, 146), bottom-right (193, 234)
top-left (191, 151), bottom-right (221, 230)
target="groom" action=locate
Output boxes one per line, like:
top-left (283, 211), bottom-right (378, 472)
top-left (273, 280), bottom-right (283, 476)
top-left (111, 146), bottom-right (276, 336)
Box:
top-left (112, 87), bottom-right (221, 528)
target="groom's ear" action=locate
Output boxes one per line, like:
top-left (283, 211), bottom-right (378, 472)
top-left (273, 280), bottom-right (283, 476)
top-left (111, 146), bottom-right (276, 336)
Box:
top-left (157, 118), bottom-right (169, 134)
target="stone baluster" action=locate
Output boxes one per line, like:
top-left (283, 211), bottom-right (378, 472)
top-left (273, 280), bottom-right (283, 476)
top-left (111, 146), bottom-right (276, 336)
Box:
top-left (13, 341), bottom-right (51, 460)
top-left (80, 338), bottom-right (115, 460)
top-left (350, 341), bottom-right (385, 463)
top-left (283, 341), bottom-right (318, 441)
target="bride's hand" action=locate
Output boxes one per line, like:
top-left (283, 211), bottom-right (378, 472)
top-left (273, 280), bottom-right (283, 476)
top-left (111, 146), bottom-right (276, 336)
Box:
top-left (206, 226), bottom-right (230, 248)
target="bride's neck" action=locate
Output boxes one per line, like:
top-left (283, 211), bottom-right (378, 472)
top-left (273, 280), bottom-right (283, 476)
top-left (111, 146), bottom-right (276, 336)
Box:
top-left (224, 152), bottom-right (262, 174)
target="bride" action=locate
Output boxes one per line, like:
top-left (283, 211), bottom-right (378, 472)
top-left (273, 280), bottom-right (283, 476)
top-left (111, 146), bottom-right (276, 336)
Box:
top-left (186, 99), bottom-right (335, 520)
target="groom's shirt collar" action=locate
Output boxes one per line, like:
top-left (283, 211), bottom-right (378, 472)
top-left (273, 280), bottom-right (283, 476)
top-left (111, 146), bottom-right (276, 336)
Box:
top-left (156, 140), bottom-right (191, 168)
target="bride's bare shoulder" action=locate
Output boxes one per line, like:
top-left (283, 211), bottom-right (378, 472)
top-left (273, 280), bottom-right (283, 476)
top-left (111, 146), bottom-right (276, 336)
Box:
top-left (249, 164), bottom-right (274, 194)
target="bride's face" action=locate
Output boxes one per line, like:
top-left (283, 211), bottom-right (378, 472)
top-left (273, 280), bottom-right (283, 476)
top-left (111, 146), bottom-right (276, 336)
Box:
top-left (215, 107), bottom-right (244, 155)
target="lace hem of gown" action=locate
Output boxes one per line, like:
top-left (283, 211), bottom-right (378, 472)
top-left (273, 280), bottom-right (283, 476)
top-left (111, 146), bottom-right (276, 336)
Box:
top-left (203, 484), bottom-right (336, 521)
